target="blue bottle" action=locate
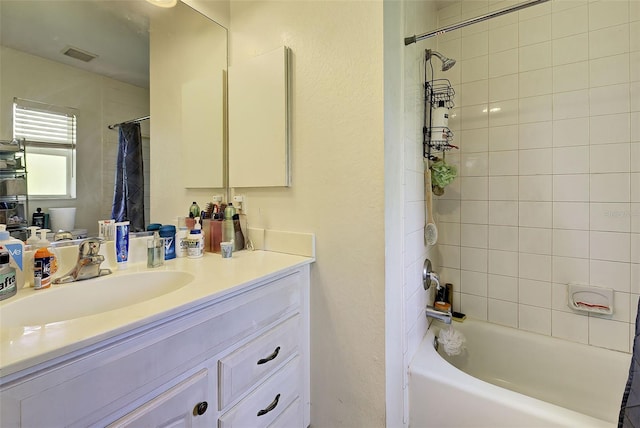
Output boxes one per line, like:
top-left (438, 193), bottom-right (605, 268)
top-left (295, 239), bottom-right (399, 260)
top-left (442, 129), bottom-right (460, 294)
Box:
top-left (159, 225), bottom-right (176, 260)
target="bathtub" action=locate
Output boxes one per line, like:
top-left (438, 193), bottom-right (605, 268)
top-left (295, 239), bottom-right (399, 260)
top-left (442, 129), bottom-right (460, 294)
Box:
top-left (409, 319), bottom-right (632, 427)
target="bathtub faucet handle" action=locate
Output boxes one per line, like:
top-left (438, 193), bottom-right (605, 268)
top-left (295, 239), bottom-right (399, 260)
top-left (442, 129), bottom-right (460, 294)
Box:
top-left (423, 258), bottom-right (441, 290)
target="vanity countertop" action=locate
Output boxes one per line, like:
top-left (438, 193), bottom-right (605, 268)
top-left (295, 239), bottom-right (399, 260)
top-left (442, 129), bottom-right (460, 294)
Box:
top-left (0, 250), bottom-right (313, 380)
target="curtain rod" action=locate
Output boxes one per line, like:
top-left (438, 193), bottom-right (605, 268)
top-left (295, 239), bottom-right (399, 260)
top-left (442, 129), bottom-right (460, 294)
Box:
top-left (108, 115), bottom-right (150, 129)
top-left (404, 0), bottom-right (550, 46)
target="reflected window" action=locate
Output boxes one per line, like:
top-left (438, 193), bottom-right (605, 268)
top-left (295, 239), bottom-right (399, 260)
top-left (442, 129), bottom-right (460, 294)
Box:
top-left (12, 98), bottom-right (76, 199)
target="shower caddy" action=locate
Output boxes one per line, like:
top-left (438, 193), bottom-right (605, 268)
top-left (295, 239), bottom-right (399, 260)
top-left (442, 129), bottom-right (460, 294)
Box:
top-left (423, 77), bottom-right (457, 161)
top-left (0, 138), bottom-right (28, 238)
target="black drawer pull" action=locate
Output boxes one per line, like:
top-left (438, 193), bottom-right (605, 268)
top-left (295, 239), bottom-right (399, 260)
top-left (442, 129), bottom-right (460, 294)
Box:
top-left (257, 393), bottom-right (280, 417)
top-left (257, 346), bottom-right (281, 365)
top-left (193, 401), bottom-right (208, 416)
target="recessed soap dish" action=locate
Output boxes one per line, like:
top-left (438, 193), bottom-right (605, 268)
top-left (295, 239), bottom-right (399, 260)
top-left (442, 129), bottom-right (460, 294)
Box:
top-left (567, 283), bottom-right (614, 315)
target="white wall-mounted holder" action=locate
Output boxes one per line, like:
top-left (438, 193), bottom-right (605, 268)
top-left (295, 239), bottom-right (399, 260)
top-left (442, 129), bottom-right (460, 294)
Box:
top-left (567, 283), bottom-right (614, 315)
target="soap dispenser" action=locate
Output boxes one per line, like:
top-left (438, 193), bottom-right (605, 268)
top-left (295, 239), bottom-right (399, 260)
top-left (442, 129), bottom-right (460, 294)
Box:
top-left (24, 226), bottom-right (41, 288)
top-left (147, 231), bottom-right (165, 268)
top-left (26, 226), bottom-right (40, 246)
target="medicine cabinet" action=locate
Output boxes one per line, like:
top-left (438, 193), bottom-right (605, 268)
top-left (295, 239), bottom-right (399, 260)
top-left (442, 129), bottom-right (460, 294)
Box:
top-left (228, 46), bottom-right (291, 188)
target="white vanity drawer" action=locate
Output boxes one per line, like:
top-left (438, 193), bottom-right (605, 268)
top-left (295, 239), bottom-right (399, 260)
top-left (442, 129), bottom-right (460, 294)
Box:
top-left (268, 397), bottom-right (303, 428)
top-left (219, 314), bottom-right (301, 409)
top-left (218, 356), bottom-right (301, 428)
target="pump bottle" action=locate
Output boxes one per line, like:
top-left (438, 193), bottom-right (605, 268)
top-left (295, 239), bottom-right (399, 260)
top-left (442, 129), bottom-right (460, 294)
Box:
top-left (34, 229), bottom-right (55, 290)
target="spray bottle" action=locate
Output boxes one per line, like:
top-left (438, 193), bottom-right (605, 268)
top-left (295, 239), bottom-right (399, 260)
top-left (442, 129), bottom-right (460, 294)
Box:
top-left (0, 225), bottom-right (25, 289)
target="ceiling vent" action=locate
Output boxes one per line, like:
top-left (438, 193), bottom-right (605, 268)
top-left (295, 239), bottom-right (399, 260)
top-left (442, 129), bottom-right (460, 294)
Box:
top-left (62, 46), bottom-right (98, 63)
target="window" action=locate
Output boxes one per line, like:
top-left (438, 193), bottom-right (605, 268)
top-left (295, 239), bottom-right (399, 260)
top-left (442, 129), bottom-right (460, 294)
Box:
top-left (12, 98), bottom-right (76, 199)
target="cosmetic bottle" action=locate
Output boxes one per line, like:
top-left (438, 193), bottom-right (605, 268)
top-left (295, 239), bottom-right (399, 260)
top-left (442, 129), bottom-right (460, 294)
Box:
top-left (34, 230), bottom-right (55, 290)
top-left (232, 214), bottom-right (245, 251)
top-left (187, 220), bottom-right (204, 258)
top-left (159, 225), bottom-right (176, 260)
top-left (431, 100), bottom-right (450, 144)
top-left (189, 201), bottom-right (200, 218)
top-left (222, 203), bottom-right (236, 251)
top-left (32, 208), bottom-right (45, 228)
top-left (0, 250), bottom-right (16, 301)
top-left (432, 100), bottom-right (449, 128)
top-left (0, 224), bottom-right (24, 289)
top-left (175, 226), bottom-right (189, 258)
top-left (147, 231), bottom-right (165, 268)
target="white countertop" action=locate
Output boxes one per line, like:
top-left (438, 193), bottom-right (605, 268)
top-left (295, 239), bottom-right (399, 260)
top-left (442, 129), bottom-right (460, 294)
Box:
top-left (0, 250), bottom-right (313, 380)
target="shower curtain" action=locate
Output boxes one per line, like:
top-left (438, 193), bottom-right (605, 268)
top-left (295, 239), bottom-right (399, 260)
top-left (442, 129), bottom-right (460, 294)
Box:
top-left (111, 122), bottom-right (145, 232)
top-left (619, 299), bottom-right (640, 427)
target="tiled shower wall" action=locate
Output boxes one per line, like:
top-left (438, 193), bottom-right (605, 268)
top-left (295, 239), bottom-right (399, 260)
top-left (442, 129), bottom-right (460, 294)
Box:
top-left (433, 0), bottom-right (639, 353)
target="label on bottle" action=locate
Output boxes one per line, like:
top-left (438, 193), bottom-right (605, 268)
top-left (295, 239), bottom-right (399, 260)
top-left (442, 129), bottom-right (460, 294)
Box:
top-left (0, 269), bottom-right (16, 299)
top-left (4, 243), bottom-right (23, 271)
top-left (34, 256), bottom-right (52, 290)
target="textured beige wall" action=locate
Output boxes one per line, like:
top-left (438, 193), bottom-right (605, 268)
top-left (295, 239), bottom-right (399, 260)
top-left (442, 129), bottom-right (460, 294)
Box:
top-left (228, 1), bottom-right (386, 426)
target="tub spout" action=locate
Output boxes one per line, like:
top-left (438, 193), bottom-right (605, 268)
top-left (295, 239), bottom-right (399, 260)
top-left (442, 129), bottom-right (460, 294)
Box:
top-left (426, 306), bottom-right (452, 324)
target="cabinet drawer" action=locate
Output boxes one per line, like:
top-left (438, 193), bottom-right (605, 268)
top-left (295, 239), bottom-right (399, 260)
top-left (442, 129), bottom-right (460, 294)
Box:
top-left (219, 314), bottom-right (300, 409)
top-left (268, 397), bottom-right (303, 428)
top-left (218, 356), bottom-right (301, 428)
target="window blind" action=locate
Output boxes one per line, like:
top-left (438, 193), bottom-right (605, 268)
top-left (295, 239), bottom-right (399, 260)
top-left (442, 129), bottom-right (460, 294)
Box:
top-left (13, 102), bottom-right (76, 147)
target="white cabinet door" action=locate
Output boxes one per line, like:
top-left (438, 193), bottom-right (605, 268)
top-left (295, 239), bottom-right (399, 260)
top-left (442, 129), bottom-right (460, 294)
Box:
top-left (109, 369), bottom-right (213, 428)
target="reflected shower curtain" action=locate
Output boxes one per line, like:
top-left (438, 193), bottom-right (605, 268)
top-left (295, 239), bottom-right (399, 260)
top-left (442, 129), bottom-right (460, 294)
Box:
top-left (111, 122), bottom-right (145, 232)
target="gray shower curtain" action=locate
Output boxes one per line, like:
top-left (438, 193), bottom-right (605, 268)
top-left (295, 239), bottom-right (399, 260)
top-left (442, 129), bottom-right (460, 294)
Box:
top-left (619, 298), bottom-right (640, 427)
top-left (111, 122), bottom-right (145, 232)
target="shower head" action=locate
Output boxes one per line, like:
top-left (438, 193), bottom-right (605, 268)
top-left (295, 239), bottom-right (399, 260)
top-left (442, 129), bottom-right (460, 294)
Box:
top-left (426, 49), bottom-right (456, 71)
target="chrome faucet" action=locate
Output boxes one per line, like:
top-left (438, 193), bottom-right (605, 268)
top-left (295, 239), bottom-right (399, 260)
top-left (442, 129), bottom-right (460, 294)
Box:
top-left (426, 306), bottom-right (452, 324)
top-left (53, 238), bottom-right (112, 284)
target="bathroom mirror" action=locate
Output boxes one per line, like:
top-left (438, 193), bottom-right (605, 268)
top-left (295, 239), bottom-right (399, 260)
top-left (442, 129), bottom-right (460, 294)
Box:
top-left (0, 0), bottom-right (227, 233)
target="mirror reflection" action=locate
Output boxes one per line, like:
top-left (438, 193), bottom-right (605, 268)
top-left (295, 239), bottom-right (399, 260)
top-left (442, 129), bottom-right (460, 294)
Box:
top-left (0, 0), bottom-right (227, 237)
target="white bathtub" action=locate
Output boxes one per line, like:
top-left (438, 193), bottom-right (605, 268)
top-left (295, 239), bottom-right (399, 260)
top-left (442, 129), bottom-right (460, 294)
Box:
top-left (409, 319), bottom-right (632, 427)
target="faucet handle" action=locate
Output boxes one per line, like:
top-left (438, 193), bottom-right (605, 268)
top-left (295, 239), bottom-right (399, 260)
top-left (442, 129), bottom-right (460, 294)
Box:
top-left (422, 258), bottom-right (441, 290)
top-left (78, 238), bottom-right (104, 257)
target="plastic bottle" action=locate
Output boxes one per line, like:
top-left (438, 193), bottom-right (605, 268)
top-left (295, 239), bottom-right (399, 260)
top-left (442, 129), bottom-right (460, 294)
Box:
top-left (159, 225), bottom-right (176, 260)
top-left (26, 226), bottom-right (40, 246)
top-left (189, 201), bottom-right (200, 219)
top-left (0, 225), bottom-right (25, 289)
top-left (147, 231), bottom-right (165, 268)
top-left (432, 100), bottom-right (449, 128)
top-left (24, 226), bottom-right (41, 288)
top-left (34, 230), bottom-right (55, 290)
top-left (222, 203), bottom-right (236, 251)
top-left (232, 214), bottom-right (245, 251)
top-left (0, 250), bottom-right (17, 301)
top-left (32, 207), bottom-right (45, 228)
top-left (431, 100), bottom-right (450, 144)
top-left (175, 227), bottom-right (189, 258)
top-left (187, 220), bottom-right (204, 258)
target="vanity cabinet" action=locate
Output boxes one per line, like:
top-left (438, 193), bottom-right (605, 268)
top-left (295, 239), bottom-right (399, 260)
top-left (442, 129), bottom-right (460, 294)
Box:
top-left (0, 266), bottom-right (310, 428)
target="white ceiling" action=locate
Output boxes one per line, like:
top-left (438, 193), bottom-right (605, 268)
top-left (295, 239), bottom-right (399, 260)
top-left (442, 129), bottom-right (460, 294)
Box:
top-left (0, 0), bottom-right (154, 88)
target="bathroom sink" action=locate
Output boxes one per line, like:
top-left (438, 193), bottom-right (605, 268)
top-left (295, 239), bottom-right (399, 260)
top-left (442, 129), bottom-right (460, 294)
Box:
top-left (0, 271), bottom-right (194, 328)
